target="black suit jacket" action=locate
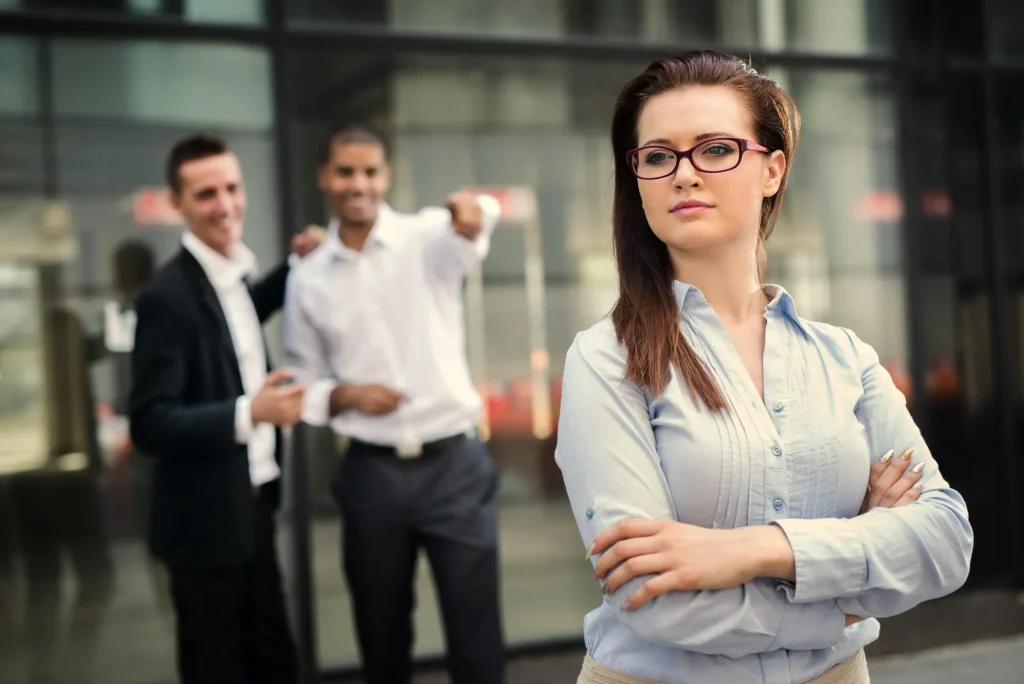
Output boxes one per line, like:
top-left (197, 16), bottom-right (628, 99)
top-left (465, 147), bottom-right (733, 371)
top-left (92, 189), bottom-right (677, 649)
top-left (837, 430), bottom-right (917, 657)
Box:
top-left (129, 248), bottom-right (290, 570)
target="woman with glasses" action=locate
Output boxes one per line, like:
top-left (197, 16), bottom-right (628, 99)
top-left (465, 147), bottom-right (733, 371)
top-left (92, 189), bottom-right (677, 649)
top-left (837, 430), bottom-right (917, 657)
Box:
top-left (555, 50), bottom-right (972, 684)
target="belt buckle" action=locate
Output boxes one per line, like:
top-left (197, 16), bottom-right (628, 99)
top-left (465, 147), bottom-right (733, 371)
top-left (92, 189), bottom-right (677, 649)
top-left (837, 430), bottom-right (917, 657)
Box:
top-left (395, 442), bottom-right (422, 459)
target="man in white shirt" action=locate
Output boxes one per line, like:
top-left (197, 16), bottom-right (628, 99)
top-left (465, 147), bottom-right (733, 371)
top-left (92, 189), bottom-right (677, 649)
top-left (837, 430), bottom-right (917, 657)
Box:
top-left (129, 134), bottom-right (324, 684)
top-left (284, 125), bottom-right (506, 684)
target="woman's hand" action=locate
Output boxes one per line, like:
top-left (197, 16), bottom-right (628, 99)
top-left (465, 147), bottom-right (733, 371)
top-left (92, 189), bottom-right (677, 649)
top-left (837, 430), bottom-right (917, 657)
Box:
top-left (845, 448), bottom-right (924, 626)
top-left (859, 447), bottom-right (923, 514)
top-left (589, 520), bottom-right (794, 611)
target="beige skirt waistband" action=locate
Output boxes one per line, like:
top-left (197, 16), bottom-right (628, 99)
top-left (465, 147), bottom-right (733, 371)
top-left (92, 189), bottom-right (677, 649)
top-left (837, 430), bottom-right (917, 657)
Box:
top-left (575, 649), bottom-right (869, 684)
top-left (577, 655), bottom-right (660, 684)
top-left (806, 649), bottom-right (870, 684)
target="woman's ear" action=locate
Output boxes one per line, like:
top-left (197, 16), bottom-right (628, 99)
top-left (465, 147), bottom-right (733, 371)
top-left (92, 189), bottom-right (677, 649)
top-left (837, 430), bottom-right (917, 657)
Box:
top-left (762, 150), bottom-right (786, 198)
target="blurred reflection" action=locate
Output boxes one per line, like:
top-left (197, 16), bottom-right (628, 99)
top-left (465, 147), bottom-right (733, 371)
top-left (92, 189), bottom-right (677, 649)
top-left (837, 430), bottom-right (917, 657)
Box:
top-left (0, 31), bottom-right (281, 684)
top-left (894, 71), bottom-right (1005, 585)
top-left (103, 241), bottom-right (173, 621)
top-left (6, 284), bottom-right (114, 684)
top-left (0, 239), bottom-right (163, 683)
top-left (106, 241), bottom-right (155, 515)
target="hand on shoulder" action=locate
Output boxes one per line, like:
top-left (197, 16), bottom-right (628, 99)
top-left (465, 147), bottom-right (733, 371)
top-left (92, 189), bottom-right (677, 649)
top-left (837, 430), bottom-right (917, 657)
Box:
top-left (291, 224), bottom-right (327, 258)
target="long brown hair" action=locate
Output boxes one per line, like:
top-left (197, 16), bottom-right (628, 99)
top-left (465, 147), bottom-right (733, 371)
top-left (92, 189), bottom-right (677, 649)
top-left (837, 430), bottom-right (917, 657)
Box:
top-left (610, 50), bottom-right (801, 410)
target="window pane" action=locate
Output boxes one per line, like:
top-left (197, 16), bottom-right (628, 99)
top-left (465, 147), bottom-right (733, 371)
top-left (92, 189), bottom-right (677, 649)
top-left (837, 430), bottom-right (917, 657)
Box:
top-left (898, 0), bottom-right (983, 57)
top-left (767, 67), bottom-right (906, 361)
top-left (992, 0), bottom-right (1024, 56)
top-left (0, 35), bottom-right (47, 505)
top-left (883, 70), bottom-right (1013, 589)
top-left (0, 36), bottom-right (44, 196)
top-left (2, 0), bottom-right (263, 24)
top-left (53, 40), bottom-right (272, 130)
top-left (288, 0), bottom-right (893, 55)
top-left (0, 39), bottom-right (281, 684)
top-left (0, 36), bottom-right (38, 117)
top-left (996, 72), bottom-right (1024, 579)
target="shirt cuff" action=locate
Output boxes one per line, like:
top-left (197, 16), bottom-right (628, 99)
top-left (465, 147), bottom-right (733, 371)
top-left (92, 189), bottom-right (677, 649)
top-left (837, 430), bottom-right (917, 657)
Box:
top-left (301, 379), bottom-right (336, 427)
top-left (770, 593), bottom-right (846, 651)
top-left (771, 518), bottom-right (867, 603)
top-left (235, 395), bottom-right (254, 444)
top-left (476, 193), bottom-right (501, 224)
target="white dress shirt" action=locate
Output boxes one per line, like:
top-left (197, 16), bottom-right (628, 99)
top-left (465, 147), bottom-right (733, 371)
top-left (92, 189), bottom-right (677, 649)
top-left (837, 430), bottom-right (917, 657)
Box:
top-left (283, 197), bottom-right (500, 448)
top-left (182, 231), bottom-right (280, 486)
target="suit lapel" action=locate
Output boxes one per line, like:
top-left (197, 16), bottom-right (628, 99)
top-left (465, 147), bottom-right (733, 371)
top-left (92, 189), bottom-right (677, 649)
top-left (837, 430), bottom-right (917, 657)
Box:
top-left (180, 249), bottom-right (244, 392)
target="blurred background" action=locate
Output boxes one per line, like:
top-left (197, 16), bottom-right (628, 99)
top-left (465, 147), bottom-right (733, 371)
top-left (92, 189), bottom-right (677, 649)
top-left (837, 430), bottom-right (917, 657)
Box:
top-left (2, 1), bottom-right (1024, 683)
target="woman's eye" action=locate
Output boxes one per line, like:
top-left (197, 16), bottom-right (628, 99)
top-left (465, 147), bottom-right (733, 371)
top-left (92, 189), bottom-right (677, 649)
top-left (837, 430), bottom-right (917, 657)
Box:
top-left (704, 144), bottom-right (734, 156)
top-left (645, 152), bottom-right (672, 164)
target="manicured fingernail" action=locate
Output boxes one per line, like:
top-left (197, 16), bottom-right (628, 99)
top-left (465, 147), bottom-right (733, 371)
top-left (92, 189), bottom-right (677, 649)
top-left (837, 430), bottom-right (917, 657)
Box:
top-left (601, 584), bottom-right (609, 595)
top-left (913, 481), bottom-right (923, 491)
top-left (900, 448), bottom-right (914, 461)
top-left (879, 449), bottom-right (893, 464)
top-left (621, 599), bottom-right (631, 611)
top-left (911, 462), bottom-right (924, 474)
top-left (586, 543), bottom-right (595, 558)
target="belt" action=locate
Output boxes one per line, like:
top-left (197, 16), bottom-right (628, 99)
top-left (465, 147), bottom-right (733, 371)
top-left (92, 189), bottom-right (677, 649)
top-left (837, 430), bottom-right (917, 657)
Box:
top-left (347, 432), bottom-right (470, 459)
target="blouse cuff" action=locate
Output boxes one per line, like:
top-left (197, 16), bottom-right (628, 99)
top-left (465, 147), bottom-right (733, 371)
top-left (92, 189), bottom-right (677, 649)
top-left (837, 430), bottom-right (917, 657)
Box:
top-left (771, 518), bottom-right (867, 603)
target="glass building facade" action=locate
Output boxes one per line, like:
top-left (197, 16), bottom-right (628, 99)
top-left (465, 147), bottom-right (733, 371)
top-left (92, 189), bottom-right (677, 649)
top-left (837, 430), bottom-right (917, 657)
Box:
top-left (1, 1), bottom-right (1023, 682)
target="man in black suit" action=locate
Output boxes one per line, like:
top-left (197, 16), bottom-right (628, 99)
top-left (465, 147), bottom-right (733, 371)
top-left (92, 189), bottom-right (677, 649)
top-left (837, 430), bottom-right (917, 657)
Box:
top-left (129, 134), bottom-right (324, 684)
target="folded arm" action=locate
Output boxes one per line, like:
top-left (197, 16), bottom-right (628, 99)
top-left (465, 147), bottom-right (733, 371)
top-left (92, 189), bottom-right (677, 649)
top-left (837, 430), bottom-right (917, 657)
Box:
top-left (773, 330), bottom-right (973, 618)
top-left (555, 332), bottom-right (847, 658)
top-left (129, 289), bottom-right (238, 459)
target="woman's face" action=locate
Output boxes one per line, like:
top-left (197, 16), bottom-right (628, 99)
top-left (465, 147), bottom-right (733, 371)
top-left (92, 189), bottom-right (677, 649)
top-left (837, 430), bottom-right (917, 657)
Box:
top-left (633, 85), bottom-right (786, 263)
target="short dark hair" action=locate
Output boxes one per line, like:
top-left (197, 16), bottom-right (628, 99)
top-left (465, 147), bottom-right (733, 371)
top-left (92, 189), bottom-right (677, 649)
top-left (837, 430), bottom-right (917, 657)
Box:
top-left (166, 134), bottom-right (230, 193)
top-left (319, 124), bottom-right (387, 165)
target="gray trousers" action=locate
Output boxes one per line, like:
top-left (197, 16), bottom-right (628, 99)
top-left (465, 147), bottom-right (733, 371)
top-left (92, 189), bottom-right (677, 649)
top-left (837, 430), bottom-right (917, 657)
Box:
top-left (332, 434), bottom-right (506, 684)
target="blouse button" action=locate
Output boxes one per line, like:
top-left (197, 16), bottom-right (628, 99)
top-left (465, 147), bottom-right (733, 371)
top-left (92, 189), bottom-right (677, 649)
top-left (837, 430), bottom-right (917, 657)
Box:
top-left (772, 445), bottom-right (782, 457)
top-left (586, 508), bottom-right (595, 520)
top-left (773, 402), bottom-right (784, 413)
top-left (773, 498), bottom-right (785, 512)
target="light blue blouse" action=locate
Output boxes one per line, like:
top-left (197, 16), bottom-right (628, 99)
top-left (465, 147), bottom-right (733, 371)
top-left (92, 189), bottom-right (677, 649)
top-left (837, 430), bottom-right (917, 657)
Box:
top-left (555, 283), bottom-right (972, 684)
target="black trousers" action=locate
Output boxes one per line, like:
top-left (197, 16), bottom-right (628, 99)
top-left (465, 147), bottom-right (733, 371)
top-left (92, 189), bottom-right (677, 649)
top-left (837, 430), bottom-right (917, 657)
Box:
top-left (333, 434), bottom-right (506, 684)
top-left (168, 486), bottom-right (298, 684)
